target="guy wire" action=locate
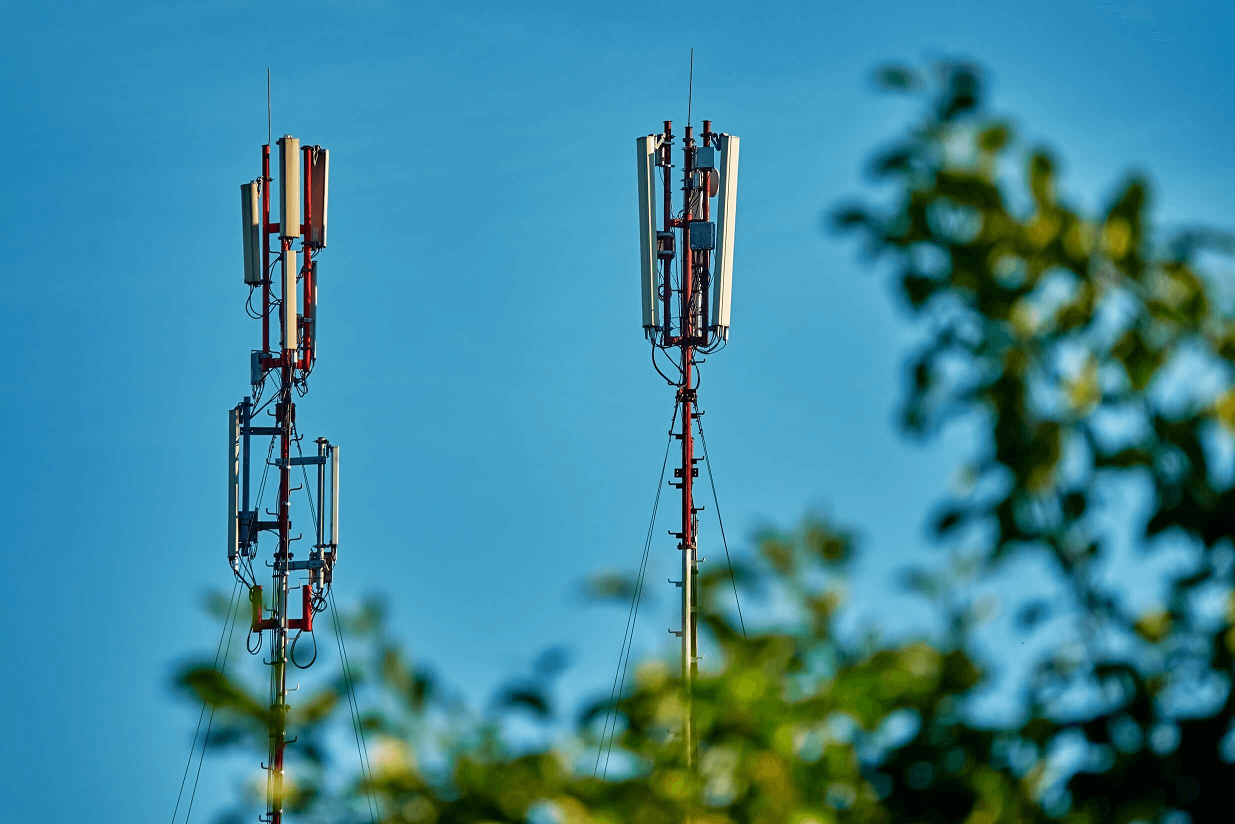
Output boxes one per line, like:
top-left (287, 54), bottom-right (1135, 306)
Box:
top-left (170, 580), bottom-right (242, 824)
top-left (696, 415), bottom-right (747, 639)
top-left (330, 589), bottom-right (379, 824)
top-left (595, 402), bottom-right (679, 778)
top-left (184, 583), bottom-right (245, 823)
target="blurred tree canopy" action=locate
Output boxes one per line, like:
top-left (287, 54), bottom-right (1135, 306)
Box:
top-left (181, 63), bottom-right (1235, 823)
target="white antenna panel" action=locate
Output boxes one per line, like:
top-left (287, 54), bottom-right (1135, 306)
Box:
top-left (284, 249), bottom-right (299, 351)
top-left (227, 407), bottom-right (241, 571)
top-left (310, 148), bottom-right (329, 248)
top-left (278, 135), bottom-right (301, 238)
top-left (636, 135), bottom-right (660, 331)
top-left (311, 272), bottom-right (319, 358)
top-left (310, 262), bottom-right (318, 325)
top-left (712, 134), bottom-right (740, 339)
top-left (329, 444), bottom-right (340, 550)
top-left (240, 182), bottom-right (262, 284)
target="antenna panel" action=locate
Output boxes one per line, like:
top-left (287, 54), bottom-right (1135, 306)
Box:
top-left (689, 221), bottom-right (716, 250)
top-left (228, 407), bottom-right (241, 571)
top-left (712, 134), bottom-right (740, 339)
top-left (328, 444), bottom-right (340, 550)
top-left (284, 249), bottom-right (299, 351)
top-left (278, 136), bottom-right (301, 238)
top-left (240, 182), bottom-right (262, 284)
top-left (309, 261), bottom-right (318, 331)
top-left (636, 136), bottom-right (660, 331)
top-left (309, 149), bottom-right (329, 248)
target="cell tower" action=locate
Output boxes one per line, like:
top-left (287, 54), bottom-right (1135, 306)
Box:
top-left (635, 118), bottom-right (739, 767)
top-left (229, 134), bottom-right (338, 824)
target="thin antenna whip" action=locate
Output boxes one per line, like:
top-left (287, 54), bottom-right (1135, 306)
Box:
top-left (266, 68), bottom-right (272, 145)
top-left (686, 48), bottom-right (694, 128)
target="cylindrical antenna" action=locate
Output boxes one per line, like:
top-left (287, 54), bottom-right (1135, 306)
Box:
top-left (330, 444), bottom-right (340, 551)
top-left (240, 182), bottom-right (262, 284)
top-left (284, 247), bottom-right (298, 352)
top-left (278, 136), bottom-right (301, 238)
top-left (266, 68), bottom-right (271, 146)
top-left (227, 408), bottom-right (241, 573)
top-left (636, 135), bottom-right (661, 332)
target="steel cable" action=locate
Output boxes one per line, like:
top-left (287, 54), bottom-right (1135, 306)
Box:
top-left (329, 589), bottom-right (379, 824)
top-left (594, 402), bottom-right (679, 778)
top-left (170, 580), bottom-right (242, 824)
top-left (185, 583), bottom-right (245, 822)
top-left (695, 415), bottom-right (747, 639)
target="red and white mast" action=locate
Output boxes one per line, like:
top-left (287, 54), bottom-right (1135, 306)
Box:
top-left (636, 116), bottom-right (740, 768)
top-left (230, 132), bottom-right (338, 824)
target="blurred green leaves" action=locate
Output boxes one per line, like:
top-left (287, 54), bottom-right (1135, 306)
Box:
top-left (834, 59), bottom-right (1235, 822)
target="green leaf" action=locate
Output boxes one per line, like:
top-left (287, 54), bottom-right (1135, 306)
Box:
top-left (874, 64), bottom-right (921, 91)
top-left (901, 567), bottom-right (945, 600)
top-left (586, 571), bottom-right (639, 601)
top-left (1028, 150), bottom-right (1055, 208)
top-left (938, 64), bottom-right (982, 121)
top-left (1111, 327), bottom-right (1164, 391)
top-left (802, 518), bottom-right (855, 566)
top-left (901, 271), bottom-right (939, 308)
top-left (1016, 600), bottom-right (1051, 628)
top-left (831, 204), bottom-right (871, 231)
top-left (932, 506), bottom-right (967, 537)
top-left (870, 146), bottom-right (914, 178)
top-left (759, 534), bottom-right (796, 575)
top-left (978, 123), bottom-right (1012, 153)
top-left (497, 687), bottom-right (552, 719)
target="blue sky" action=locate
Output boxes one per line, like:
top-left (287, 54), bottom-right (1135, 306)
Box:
top-left (1, 1), bottom-right (1232, 821)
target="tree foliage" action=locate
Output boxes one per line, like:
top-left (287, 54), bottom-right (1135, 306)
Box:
top-left (180, 62), bottom-right (1235, 823)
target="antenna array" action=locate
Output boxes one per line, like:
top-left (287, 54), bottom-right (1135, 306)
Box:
top-left (229, 133), bottom-right (337, 824)
top-left (635, 117), bottom-right (740, 768)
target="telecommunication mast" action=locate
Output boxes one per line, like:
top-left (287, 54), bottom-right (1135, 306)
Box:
top-left (636, 118), bottom-right (740, 767)
top-left (229, 135), bottom-right (339, 824)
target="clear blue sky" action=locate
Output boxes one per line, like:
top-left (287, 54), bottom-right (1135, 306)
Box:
top-left (1, 1), bottom-right (1232, 821)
